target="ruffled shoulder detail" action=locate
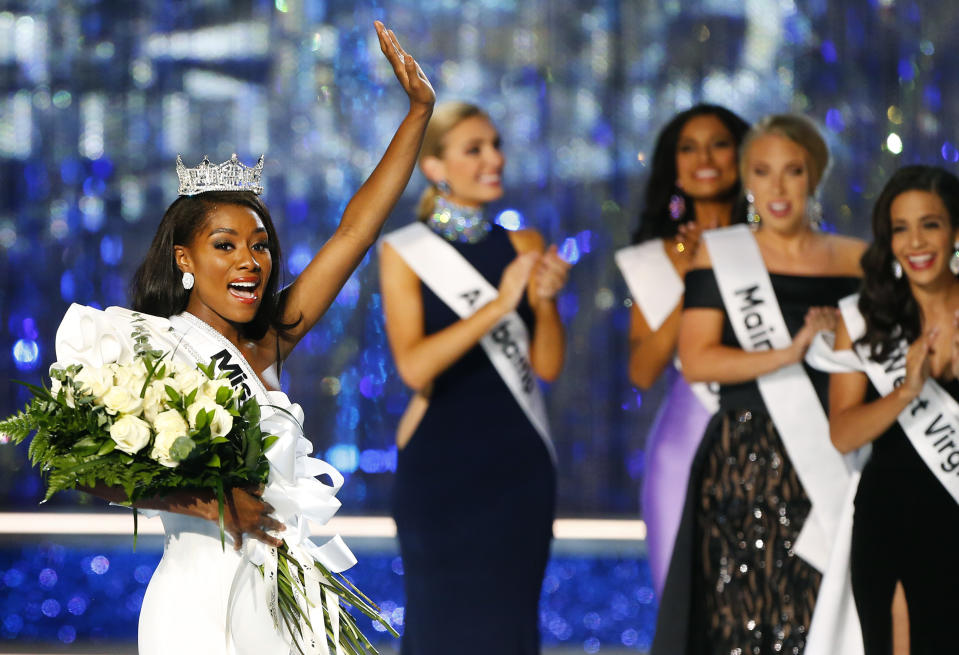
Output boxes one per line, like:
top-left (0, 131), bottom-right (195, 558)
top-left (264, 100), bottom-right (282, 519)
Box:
top-left (55, 304), bottom-right (176, 369)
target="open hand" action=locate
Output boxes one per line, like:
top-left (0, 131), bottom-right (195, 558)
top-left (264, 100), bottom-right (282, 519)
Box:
top-left (903, 327), bottom-right (936, 400)
top-left (375, 21), bottom-right (435, 110)
top-left (790, 306), bottom-right (839, 362)
top-left (224, 486), bottom-right (285, 551)
top-left (497, 251), bottom-right (539, 314)
top-left (528, 245), bottom-right (571, 307)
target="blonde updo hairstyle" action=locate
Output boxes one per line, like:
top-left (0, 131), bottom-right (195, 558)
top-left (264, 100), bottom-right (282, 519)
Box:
top-left (416, 101), bottom-right (491, 221)
top-left (740, 114), bottom-right (830, 195)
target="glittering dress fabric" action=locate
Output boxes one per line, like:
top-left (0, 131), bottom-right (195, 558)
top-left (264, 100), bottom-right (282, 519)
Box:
top-left (391, 224), bottom-right (555, 655)
top-left (651, 269), bottom-right (860, 655)
top-left (697, 410), bottom-right (819, 655)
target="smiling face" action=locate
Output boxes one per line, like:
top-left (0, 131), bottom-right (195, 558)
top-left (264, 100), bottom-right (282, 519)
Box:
top-left (675, 114), bottom-right (739, 203)
top-left (743, 133), bottom-right (811, 234)
top-left (890, 189), bottom-right (959, 287)
top-left (174, 203), bottom-right (273, 330)
top-left (424, 115), bottom-right (504, 207)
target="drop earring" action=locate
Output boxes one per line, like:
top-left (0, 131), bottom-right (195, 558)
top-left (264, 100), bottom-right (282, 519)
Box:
top-left (668, 190), bottom-right (686, 221)
top-left (951, 242), bottom-right (959, 276)
top-left (436, 180), bottom-right (451, 195)
top-left (807, 196), bottom-right (823, 230)
top-left (182, 271), bottom-right (195, 290)
top-left (746, 190), bottom-right (760, 229)
top-left (891, 260), bottom-right (903, 279)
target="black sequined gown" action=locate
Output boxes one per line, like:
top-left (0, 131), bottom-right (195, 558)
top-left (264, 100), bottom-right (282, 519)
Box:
top-left (651, 269), bottom-right (859, 655)
top-left (391, 224), bottom-right (556, 655)
top-left (851, 381), bottom-right (959, 654)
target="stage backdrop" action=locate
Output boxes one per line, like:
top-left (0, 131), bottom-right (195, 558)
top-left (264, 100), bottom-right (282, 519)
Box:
top-left (1, 0), bottom-right (956, 515)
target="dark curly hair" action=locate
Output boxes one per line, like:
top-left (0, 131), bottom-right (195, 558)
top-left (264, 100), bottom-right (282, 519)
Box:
top-left (130, 190), bottom-right (297, 341)
top-left (858, 165), bottom-right (959, 361)
top-left (632, 104), bottom-right (750, 244)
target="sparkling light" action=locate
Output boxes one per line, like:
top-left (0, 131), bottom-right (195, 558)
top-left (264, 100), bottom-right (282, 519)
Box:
top-left (886, 132), bottom-right (903, 154)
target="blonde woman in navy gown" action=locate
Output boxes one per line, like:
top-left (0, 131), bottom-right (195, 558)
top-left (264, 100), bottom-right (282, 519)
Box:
top-left (652, 115), bottom-right (865, 655)
top-left (380, 101), bottom-right (570, 655)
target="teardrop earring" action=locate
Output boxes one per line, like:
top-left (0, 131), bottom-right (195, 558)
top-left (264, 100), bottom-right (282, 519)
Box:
top-left (182, 271), bottom-right (195, 290)
top-left (746, 190), bottom-right (760, 229)
top-left (806, 196), bottom-right (823, 230)
top-left (668, 191), bottom-right (686, 220)
top-left (891, 260), bottom-right (903, 280)
top-left (950, 242), bottom-right (959, 276)
top-left (436, 180), bottom-right (451, 195)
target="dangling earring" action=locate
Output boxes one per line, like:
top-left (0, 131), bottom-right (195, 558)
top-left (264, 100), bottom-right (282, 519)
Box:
top-left (668, 191), bottom-right (686, 221)
top-left (950, 241), bottom-right (959, 276)
top-left (891, 260), bottom-right (903, 280)
top-left (436, 180), bottom-right (451, 195)
top-left (746, 190), bottom-right (760, 229)
top-left (807, 196), bottom-right (823, 230)
top-left (182, 271), bottom-right (195, 290)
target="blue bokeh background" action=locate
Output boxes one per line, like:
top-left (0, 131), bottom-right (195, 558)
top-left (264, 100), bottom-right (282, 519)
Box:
top-left (2, 0), bottom-right (958, 651)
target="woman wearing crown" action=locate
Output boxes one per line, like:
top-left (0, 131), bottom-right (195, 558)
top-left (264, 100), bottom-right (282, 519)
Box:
top-left (50, 22), bottom-right (434, 655)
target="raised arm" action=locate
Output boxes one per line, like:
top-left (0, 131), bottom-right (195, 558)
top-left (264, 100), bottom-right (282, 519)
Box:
top-left (829, 317), bottom-right (933, 453)
top-left (277, 22), bottom-right (435, 356)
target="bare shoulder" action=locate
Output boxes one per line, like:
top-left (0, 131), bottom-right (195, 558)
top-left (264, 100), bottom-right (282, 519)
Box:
top-left (823, 233), bottom-right (867, 276)
top-left (508, 227), bottom-right (545, 254)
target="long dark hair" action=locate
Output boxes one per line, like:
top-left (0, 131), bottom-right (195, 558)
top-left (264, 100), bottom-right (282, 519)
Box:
top-left (130, 190), bottom-right (296, 341)
top-left (632, 104), bottom-right (750, 244)
top-left (858, 165), bottom-right (959, 361)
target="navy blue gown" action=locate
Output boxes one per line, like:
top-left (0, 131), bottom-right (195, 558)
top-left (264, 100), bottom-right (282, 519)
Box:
top-left (392, 224), bottom-right (556, 655)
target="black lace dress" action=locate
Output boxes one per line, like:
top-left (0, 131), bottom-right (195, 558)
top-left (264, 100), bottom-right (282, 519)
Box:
top-left (391, 224), bottom-right (556, 655)
top-left (651, 269), bottom-right (860, 655)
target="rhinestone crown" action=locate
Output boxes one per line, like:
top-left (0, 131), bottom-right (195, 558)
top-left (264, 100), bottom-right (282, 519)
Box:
top-left (176, 153), bottom-right (264, 196)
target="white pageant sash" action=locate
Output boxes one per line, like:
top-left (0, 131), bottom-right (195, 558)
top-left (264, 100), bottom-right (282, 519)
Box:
top-left (837, 295), bottom-right (959, 504)
top-left (704, 224), bottom-right (850, 572)
top-left (615, 240), bottom-right (683, 331)
top-left (383, 222), bottom-right (556, 461)
top-left (615, 240), bottom-right (719, 414)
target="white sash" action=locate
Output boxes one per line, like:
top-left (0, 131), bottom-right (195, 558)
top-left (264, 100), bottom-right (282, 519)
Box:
top-left (704, 224), bottom-right (850, 572)
top-left (167, 311), bottom-right (356, 655)
top-left (615, 239), bottom-right (719, 414)
top-left (383, 222), bottom-right (556, 461)
top-left (615, 240), bottom-right (683, 331)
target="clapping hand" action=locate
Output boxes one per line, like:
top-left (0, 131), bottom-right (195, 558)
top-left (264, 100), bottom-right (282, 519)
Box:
top-left (903, 327), bottom-right (937, 400)
top-left (528, 245), bottom-right (571, 308)
top-left (790, 306), bottom-right (839, 363)
top-left (375, 21), bottom-right (435, 110)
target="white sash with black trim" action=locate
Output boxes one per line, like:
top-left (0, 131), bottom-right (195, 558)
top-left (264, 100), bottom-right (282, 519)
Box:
top-left (703, 224), bottom-right (851, 572)
top-left (383, 222), bottom-right (556, 461)
top-left (615, 239), bottom-right (719, 414)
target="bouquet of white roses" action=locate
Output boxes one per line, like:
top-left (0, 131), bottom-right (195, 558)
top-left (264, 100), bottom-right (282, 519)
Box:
top-left (0, 319), bottom-right (396, 654)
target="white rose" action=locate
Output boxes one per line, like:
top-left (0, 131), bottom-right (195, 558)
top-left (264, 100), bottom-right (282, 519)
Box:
top-left (152, 409), bottom-right (188, 435)
top-left (102, 385), bottom-right (144, 416)
top-left (109, 415), bottom-right (151, 454)
top-left (110, 361), bottom-right (148, 396)
top-left (200, 377), bottom-right (234, 404)
top-left (142, 380), bottom-right (171, 424)
top-left (174, 363), bottom-right (211, 399)
top-left (186, 398), bottom-right (234, 438)
top-left (150, 430), bottom-right (181, 467)
top-left (74, 366), bottom-right (114, 400)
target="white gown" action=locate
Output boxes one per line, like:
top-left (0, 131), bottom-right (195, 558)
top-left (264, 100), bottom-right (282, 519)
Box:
top-left (54, 304), bottom-right (355, 655)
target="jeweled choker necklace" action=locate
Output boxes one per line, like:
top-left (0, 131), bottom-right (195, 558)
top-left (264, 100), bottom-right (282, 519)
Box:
top-left (425, 196), bottom-right (492, 244)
